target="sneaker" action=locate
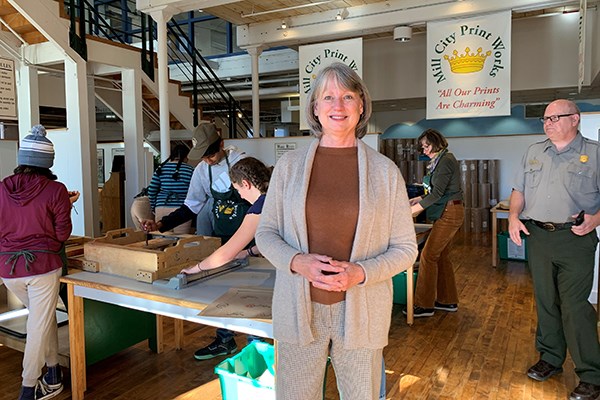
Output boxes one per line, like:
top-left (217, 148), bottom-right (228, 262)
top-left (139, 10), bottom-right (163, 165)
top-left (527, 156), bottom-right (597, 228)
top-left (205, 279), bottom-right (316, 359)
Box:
top-left (402, 306), bottom-right (435, 318)
top-left (17, 386), bottom-right (34, 400)
top-left (434, 301), bottom-right (458, 312)
top-left (569, 381), bottom-right (600, 400)
top-left (194, 337), bottom-right (237, 360)
top-left (526, 359), bottom-right (563, 382)
top-left (42, 364), bottom-right (63, 390)
top-left (18, 380), bottom-right (63, 400)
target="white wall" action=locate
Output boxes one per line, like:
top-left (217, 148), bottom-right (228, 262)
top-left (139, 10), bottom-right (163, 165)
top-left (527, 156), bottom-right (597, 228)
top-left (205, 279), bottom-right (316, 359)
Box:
top-left (225, 134), bottom-right (380, 167)
top-left (370, 109), bottom-right (426, 134)
top-left (38, 74), bottom-right (66, 108)
top-left (364, 32), bottom-right (426, 101)
top-left (0, 140), bottom-right (17, 179)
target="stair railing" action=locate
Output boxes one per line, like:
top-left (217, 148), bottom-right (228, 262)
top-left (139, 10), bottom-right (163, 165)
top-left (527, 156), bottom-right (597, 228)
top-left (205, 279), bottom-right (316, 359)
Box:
top-left (63, 0), bottom-right (252, 138)
top-left (168, 22), bottom-right (253, 137)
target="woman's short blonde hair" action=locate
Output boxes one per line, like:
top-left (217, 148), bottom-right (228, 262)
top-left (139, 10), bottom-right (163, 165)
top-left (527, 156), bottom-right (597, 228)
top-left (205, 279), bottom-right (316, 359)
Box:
top-left (305, 62), bottom-right (372, 139)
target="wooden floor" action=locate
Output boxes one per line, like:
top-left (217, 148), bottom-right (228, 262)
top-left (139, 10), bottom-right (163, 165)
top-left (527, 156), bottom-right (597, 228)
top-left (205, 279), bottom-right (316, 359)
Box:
top-left (1, 231), bottom-right (597, 400)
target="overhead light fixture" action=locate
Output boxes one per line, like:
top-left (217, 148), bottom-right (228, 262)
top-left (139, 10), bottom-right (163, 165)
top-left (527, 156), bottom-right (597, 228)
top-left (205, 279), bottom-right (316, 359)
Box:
top-left (281, 19), bottom-right (287, 29)
top-left (336, 8), bottom-right (348, 21)
top-left (393, 26), bottom-right (412, 42)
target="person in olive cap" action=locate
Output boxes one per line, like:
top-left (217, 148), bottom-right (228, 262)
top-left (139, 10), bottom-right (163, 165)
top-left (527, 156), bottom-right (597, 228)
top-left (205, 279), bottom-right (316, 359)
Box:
top-left (0, 125), bottom-right (72, 400)
top-left (142, 122), bottom-right (248, 239)
top-left (141, 122), bottom-right (254, 360)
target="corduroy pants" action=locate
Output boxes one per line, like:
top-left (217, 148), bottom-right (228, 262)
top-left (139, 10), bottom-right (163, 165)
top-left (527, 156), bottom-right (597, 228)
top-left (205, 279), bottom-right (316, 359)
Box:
top-left (415, 202), bottom-right (464, 308)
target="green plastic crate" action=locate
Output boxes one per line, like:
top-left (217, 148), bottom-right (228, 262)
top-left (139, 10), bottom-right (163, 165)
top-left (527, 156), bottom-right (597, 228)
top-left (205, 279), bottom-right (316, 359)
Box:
top-left (392, 270), bottom-right (418, 304)
top-left (215, 341), bottom-right (275, 400)
top-left (498, 231), bottom-right (528, 261)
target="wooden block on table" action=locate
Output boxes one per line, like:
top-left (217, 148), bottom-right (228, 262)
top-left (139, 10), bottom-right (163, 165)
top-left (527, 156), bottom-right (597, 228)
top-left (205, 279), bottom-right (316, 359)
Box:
top-left (83, 228), bottom-right (221, 282)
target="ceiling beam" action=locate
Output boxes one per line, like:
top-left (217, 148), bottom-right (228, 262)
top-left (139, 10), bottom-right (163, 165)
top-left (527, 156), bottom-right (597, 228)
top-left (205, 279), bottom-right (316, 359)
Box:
top-left (237, 0), bottom-right (579, 48)
top-left (135, 0), bottom-right (241, 15)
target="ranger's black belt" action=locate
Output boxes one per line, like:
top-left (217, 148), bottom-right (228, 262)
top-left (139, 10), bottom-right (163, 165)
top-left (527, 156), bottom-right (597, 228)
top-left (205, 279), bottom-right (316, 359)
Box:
top-left (530, 220), bottom-right (574, 232)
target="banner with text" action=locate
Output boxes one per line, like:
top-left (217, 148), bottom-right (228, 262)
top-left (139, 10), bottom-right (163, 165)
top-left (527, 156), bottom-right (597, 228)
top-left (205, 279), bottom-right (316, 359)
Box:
top-left (427, 11), bottom-right (511, 119)
top-left (299, 38), bottom-right (362, 130)
top-left (0, 57), bottom-right (16, 119)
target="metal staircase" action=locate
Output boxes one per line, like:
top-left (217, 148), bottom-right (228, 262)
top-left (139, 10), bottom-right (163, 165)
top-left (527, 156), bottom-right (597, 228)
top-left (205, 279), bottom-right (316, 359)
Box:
top-left (62, 0), bottom-right (252, 138)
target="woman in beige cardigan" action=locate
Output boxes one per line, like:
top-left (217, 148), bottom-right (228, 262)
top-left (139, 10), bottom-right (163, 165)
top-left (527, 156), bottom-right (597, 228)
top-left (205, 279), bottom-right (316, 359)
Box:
top-left (255, 63), bottom-right (418, 400)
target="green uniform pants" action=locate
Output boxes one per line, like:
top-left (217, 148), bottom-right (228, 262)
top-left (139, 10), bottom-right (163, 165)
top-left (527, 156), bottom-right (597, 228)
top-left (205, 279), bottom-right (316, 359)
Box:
top-left (526, 221), bottom-right (600, 385)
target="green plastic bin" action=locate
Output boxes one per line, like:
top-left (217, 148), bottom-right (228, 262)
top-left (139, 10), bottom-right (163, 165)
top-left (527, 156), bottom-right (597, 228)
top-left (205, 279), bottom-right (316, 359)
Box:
top-left (498, 231), bottom-right (528, 261)
top-left (392, 270), bottom-right (418, 305)
top-left (215, 341), bottom-right (275, 400)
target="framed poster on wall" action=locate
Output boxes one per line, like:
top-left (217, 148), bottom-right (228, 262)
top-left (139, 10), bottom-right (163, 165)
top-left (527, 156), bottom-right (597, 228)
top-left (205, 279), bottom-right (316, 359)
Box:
top-left (0, 57), bottom-right (16, 119)
top-left (97, 149), bottom-right (105, 186)
top-left (111, 147), bottom-right (125, 170)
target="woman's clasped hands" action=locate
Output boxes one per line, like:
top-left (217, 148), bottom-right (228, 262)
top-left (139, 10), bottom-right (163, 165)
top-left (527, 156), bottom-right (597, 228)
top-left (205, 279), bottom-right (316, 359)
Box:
top-left (291, 253), bottom-right (365, 292)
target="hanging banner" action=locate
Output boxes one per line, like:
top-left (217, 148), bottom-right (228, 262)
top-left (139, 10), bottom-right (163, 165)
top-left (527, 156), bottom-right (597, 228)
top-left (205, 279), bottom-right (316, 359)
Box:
top-left (427, 11), bottom-right (511, 119)
top-left (0, 57), bottom-right (16, 119)
top-left (298, 38), bottom-right (362, 130)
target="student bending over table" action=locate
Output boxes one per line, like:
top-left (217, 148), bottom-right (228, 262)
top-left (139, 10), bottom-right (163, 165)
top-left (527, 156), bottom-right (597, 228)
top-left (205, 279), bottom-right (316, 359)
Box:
top-left (181, 157), bottom-right (271, 360)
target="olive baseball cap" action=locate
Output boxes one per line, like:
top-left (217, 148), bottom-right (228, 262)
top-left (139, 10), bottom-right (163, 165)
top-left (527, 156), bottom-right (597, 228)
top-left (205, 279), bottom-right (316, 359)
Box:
top-left (188, 123), bottom-right (221, 160)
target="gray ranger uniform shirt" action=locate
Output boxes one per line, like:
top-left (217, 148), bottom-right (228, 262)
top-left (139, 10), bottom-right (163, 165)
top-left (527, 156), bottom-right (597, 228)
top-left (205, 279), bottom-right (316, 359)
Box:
top-left (514, 132), bottom-right (600, 222)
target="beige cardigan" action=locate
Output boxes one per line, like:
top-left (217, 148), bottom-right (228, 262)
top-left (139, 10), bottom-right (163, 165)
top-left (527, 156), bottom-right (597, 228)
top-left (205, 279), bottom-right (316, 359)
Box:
top-left (256, 138), bottom-right (418, 349)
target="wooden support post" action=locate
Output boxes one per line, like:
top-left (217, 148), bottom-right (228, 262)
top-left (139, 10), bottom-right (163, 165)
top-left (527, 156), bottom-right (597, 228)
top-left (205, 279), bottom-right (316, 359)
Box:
top-left (155, 315), bottom-right (164, 354)
top-left (406, 264), bottom-right (414, 326)
top-left (67, 283), bottom-right (86, 399)
top-left (174, 318), bottom-right (184, 350)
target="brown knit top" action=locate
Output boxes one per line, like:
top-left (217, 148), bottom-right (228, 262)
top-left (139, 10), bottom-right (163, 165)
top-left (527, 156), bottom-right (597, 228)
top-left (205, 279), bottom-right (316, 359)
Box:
top-left (306, 146), bottom-right (359, 304)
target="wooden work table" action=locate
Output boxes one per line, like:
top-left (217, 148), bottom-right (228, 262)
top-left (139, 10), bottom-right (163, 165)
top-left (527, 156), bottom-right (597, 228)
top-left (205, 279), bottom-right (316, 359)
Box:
top-left (62, 257), bottom-right (275, 400)
top-left (61, 224), bottom-right (430, 400)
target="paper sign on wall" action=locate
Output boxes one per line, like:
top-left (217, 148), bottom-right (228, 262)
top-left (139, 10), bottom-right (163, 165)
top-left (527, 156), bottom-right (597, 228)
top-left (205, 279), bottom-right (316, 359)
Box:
top-left (0, 57), bottom-right (16, 119)
top-left (427, 11), bottom-right (511, 119)
top-left (275, 142), bottom-right (296, 162)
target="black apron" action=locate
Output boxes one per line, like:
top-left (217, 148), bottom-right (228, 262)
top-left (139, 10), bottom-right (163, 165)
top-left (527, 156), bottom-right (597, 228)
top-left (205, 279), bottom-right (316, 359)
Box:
top-left (209, 154), bottom-right (249, 241)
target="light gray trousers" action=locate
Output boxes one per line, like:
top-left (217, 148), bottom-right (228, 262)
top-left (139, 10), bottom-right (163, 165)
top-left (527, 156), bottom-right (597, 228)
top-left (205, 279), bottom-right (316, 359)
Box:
top-left (3, 268), bottom-right (61, 387)
top-left (276, 301), bottom-right (382, 400)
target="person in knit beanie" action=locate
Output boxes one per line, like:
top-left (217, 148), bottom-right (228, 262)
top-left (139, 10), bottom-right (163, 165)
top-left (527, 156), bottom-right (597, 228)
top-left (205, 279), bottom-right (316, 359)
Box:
top-left (18, 124), bottom-right (55, 169)
top-left (0, 124), bottom-right (70, 400)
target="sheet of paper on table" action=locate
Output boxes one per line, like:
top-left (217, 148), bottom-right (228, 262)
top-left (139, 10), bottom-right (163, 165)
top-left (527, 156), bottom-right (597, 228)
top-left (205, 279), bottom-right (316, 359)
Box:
top-left (198, 287), bottom-right (273, 321)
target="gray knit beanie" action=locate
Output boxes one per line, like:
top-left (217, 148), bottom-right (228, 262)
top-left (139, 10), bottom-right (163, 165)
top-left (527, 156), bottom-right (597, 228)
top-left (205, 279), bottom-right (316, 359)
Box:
top-left (18, 124), bottom-right (55, 168)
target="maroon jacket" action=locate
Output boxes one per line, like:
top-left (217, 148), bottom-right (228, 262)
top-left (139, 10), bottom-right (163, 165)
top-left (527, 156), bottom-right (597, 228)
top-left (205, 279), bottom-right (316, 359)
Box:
top-left (0, 173), bottom-right (72, 278)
